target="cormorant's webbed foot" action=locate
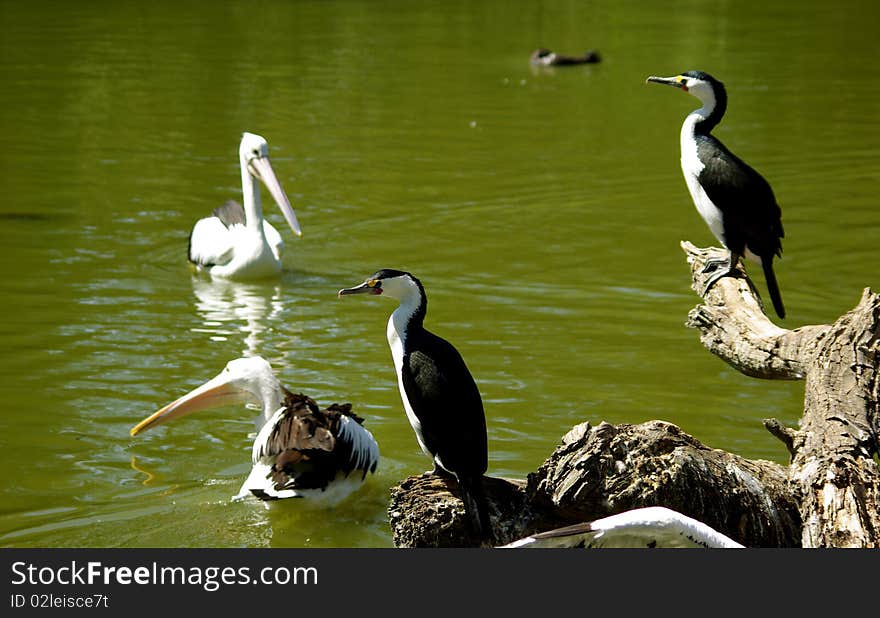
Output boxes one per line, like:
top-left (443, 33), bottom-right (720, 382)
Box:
top-left (702, 265), bottom-right (738, 296)
top-left (700, 254), bottom-right (731, 276)
top-left (700, 253), bottom-right (742, 297)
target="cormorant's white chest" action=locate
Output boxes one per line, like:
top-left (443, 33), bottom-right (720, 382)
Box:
top-left (386, 309), bottom-right (430, 457)
top-left (386, 313), bottom-right (406, 377)
top-left (680, 113), bottom-right (726, 247)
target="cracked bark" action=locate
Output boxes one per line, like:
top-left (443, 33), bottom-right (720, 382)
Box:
top-left (682, 242), bottom-right (879, 547)
top-left (386, 243), bottom-right (879, 548)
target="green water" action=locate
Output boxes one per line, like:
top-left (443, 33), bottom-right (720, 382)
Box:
top-left (1, 0), bottom-right (877, 547)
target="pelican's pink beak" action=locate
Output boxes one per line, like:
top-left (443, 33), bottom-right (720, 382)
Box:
top-left (130, 372), bottom-right (247, 436)
top-left (248, 156), bottom-right (302, 237)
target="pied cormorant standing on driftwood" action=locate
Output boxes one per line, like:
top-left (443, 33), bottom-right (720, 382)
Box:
top-left (339, 269), bottom-right (491, 540)
top-left (647, 71), bottom-right (786, 319)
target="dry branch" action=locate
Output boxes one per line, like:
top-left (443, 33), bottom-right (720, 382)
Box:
top-left (681, 241), bottom-right (879, 547)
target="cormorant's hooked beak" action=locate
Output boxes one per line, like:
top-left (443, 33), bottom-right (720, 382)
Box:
top-left (338, 280), bottom-right (382, 297)
top-left (130, 370), bottom-right (248, 436)
top-left (646, 75), bottom-right (687, 91)
top-left (248, 156), bottom-right (302, 237)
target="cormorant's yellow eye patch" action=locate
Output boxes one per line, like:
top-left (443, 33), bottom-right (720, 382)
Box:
top-left (368, 279), bottom-right (379, 287)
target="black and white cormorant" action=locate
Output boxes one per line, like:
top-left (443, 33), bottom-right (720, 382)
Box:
top-left (130, 356), bottom-right (379, 505)
top-left (338, 269), bottom-right (491, 539)
top-left (647, 71), bottom-right (786, 318)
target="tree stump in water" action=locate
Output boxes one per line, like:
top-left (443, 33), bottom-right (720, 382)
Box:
top-left (386, 243), bottom-right (880, 548)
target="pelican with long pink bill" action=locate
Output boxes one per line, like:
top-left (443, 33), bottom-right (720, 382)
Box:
top-left (188, 132), bottom-right (302, 280)
top-left (130, 357), bottom-right (380, 504)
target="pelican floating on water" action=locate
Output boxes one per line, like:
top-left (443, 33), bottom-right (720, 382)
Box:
top-left (501, 506), bottom-right (744, 548)
top-left (130, 357), bottom-right (379, 504)
top-left (188, 132), bottom-right (302, 280)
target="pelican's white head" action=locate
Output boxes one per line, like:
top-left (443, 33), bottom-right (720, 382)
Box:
top-left (239, 132), bottom-right (270, 165)
top-left (214, 356), bottom-right (285, 413)
top-left (130, 356), bottom-right (286, 436)
top-left (237, 131), bottom-right (302, 237)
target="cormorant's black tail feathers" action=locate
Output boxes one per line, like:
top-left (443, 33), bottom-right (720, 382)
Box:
top-left (458, 475), bottom-right (491, 543)
top-left (762, 259), bottom-right (785, 319)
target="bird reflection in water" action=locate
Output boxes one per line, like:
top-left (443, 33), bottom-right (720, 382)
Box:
top-left (130, 455), bottom-right (156, 486)
top-left (189, 277), bottom-right (284, 359)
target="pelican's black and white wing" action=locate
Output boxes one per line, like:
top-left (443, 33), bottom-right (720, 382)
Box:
top-left (188, 200), bottom-right (286, 265)
top-left (501, 506), bottom-right (744, 549)
top-left (234, 393), bottom-right (379, 505)
top-left (188, 202), bottom-right (239, 268)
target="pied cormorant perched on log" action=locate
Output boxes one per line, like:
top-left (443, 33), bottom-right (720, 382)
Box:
top-left (339, 269), bottom-right (491, 540)
top-left (647, 71), bottom-right (786, 319)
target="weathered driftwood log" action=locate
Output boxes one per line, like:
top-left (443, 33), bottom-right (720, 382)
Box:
top-left (386, 243), bottom-right (879, 548)
top-left (681, 241), bottom-right (880, 548)
top-left (389, 420), bottom-right (801, 547)
top-left (526, 420), bottom-right (800, 546)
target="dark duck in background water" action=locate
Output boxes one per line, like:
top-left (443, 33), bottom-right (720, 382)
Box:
top-left (647, 71), bottom-right (786, 319)
top-left (531, 48), bottom-right (600, 66)
top-left (339, 269), bottom-right (491, 541)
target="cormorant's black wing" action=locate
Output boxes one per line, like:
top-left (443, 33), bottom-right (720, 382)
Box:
top-left (401, 330), bottom-right (488, 478)
top-left (696, 135), bottom-right (784, 258)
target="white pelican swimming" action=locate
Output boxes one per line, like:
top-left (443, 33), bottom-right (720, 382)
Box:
top-left (188, 132), bottom-right (302, 280)
top-left (501, 506), bottom-right (744, 548)
top-left (130, 357), bottom-right (379, 505)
